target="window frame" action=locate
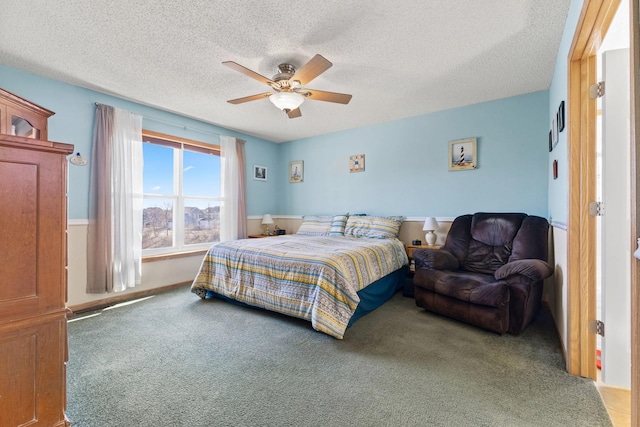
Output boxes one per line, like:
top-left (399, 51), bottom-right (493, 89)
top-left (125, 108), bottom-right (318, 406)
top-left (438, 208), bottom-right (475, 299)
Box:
top-left (141, 129), bottom-right (221, 256)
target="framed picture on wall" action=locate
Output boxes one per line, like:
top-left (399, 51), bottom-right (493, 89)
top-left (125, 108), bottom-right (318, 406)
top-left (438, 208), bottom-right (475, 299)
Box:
top-left (349, 154), bottom-right (365, 172)
top-left (253, 164), bottom-right (267, 181)
top-left (448, 137), bottom-right (477, 171)
top-left (552, 114), bottom-right (559, 148)
top-left (289, 160), bottom-right (304, 183)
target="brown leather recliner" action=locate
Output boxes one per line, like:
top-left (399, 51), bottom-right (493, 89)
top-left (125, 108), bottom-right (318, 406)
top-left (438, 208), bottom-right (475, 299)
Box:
top-left (413, 213), bottom-right (553, 334)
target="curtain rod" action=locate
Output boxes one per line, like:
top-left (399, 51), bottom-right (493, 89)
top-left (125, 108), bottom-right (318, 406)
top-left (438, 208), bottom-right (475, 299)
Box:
top-left (95, 102), bottom-right (221, 138)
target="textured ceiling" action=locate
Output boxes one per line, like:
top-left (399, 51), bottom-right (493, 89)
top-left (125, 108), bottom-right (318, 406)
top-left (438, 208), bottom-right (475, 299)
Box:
top-left (0, 1), bottom-right (571, 143)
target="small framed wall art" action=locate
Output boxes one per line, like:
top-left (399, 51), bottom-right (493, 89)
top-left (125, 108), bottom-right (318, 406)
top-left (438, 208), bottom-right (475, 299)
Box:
top-left (549, 100), bottom-right (565, 152)
top-left (552, 114), bottom-right (558, 148)
top-left (289, 160), bottom-right (304, 183)
top-left (253, 164), bottom-right (267, 181)
top-left (448, 137), bottom-right (477, 171)
top-left (349, 154), bottom-right (365, 172)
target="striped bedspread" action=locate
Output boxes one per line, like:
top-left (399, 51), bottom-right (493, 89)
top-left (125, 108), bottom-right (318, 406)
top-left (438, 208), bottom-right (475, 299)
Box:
top-left (191, 235), bottom-right (408, 339)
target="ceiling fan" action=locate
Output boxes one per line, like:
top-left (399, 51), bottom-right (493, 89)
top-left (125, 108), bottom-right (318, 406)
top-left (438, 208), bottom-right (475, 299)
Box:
top-left (223, 54), bottom-right (352, 119)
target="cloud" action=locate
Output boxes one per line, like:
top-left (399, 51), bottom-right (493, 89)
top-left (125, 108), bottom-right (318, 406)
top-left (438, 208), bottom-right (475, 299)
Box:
top-left (184, 166), bottom-right (195, 172)
top-left (152, 186), bottom-right (161, 191)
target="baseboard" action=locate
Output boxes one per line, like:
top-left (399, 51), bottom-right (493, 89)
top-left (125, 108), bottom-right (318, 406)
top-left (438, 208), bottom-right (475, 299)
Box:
top-left (67, 282), bottom-right (192, 315)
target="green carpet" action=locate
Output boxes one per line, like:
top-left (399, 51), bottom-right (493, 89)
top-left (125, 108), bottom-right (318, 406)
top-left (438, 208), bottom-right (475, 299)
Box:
top-left (66, 286), bottom-right (612, 426)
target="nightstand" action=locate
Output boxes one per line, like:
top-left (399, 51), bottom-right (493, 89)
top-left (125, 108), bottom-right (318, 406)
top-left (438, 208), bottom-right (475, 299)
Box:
top-left (248, 234), bottom-right (272, 238)
top-left (404, 244), bottom-right (442, 297)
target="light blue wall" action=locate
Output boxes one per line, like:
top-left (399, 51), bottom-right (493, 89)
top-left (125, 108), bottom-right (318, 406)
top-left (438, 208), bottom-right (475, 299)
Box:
top-left (547, 0), bottom-right (584, 224)
top-left (0, 65), bottom-right (279, 219)
top-left (278, 91), bottom-right (550, 218)
top-left (1, 65), bottom-right (551, 220)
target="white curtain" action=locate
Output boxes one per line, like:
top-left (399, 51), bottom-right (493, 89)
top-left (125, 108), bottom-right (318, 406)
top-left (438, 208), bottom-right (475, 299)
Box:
top-left (220, 136), bottom-right (247, 241)
top-left (87, 104), bottom-right (143, 293)
top-left (111, 108), bottom-right (143, 291)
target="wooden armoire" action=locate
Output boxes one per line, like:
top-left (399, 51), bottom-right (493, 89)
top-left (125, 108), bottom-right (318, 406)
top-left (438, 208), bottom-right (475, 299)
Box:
top-left (0, 88), bottom-right (73, 426)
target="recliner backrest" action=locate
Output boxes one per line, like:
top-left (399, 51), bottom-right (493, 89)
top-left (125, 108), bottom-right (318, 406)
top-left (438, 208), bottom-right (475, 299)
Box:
top-left (509, 215), bottom-right (549, 262)
top-left (443, 213), bottom-right (548, 275)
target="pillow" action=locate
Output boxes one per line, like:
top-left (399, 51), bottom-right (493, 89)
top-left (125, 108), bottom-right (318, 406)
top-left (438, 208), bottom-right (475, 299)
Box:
top-left (296, 215), bottom-right (333, 236)
top-left (344, 215), bottom-right (404, 239)
top-left (329, 214), bottom-right (349, 236)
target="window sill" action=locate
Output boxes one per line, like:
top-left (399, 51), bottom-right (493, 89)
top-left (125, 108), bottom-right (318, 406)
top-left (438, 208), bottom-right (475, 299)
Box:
top-left (142, 249), bottom-right (208, 263)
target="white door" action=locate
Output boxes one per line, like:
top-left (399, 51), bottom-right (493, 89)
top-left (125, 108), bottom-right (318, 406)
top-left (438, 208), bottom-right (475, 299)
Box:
top-left (599, 47), bottom-right (631, 388)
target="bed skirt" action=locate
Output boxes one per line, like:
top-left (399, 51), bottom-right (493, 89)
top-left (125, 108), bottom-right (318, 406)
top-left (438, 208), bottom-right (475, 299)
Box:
top-left (203, 266), bottom-right (407, 334)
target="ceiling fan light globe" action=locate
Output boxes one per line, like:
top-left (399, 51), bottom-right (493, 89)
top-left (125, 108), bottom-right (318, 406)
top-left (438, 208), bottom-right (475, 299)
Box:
top-left (269, 92), bottom-right (305, 111)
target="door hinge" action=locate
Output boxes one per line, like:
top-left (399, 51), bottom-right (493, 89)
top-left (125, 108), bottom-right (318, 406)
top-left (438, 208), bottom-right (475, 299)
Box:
top-left (590, 319), bottom-right (605, 337)
top-left (589, 81), bottom-right (605, 99)
top-left (589, 201), bottom-right (604, 216)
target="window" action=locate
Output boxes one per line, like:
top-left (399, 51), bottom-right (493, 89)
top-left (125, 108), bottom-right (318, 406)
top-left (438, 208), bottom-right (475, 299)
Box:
top-left (142, 130), bottom-right (221, 254)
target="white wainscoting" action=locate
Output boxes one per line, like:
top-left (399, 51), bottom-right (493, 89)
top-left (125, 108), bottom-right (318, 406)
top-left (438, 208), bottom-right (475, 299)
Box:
top-left (66, 217), bottom-right (454, 308)
top-left (546, 223), bottom-right (568, 356)
top-left (67, 223), bottom-right (204, 307)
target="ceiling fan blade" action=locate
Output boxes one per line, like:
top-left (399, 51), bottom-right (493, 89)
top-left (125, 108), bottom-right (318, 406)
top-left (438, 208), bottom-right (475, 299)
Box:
top-left (290, 54), bottom-right (332, 85)
top-left (223, 61), bottom-right (274, 85)
top-left (227, 93), bottom-right (272, 104)
top-left (286, 108), bottom-right (302, 119)
top-left (303, 89), bottom-right (352, 104)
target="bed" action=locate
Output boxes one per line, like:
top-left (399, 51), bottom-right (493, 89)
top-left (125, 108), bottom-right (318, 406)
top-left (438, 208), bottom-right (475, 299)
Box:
top-left (191, 215), bottom-right (409, 339)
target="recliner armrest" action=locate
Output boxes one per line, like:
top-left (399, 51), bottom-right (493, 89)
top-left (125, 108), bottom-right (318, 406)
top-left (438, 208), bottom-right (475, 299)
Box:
top-left (413, 248), bottom-right (459, 270)
top-left (494, 259), bottom-right (553, 282)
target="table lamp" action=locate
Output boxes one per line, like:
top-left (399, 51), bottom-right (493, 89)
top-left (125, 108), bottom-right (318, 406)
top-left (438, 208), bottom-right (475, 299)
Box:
top-left (261, 214), bottom-right (274, 236)
top-left (422, 217), bottom-right (439, 246)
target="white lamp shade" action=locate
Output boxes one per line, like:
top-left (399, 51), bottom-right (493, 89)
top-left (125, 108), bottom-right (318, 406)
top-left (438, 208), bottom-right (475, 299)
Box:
top-left (423, 217), bottom-right (439, 246)
top-left (261, 214), bottom-right (274, 225)
top-left (269, 92), bottom-right (305, 111)
top-left (422, 217), bottom-right (439, 231)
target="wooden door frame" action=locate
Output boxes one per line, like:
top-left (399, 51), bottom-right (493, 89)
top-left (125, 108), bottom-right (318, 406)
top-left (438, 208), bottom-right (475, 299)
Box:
top-left (630, 0), bottom-right (639, 422)
top-left (567, 0), bottom-right (638, 423)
